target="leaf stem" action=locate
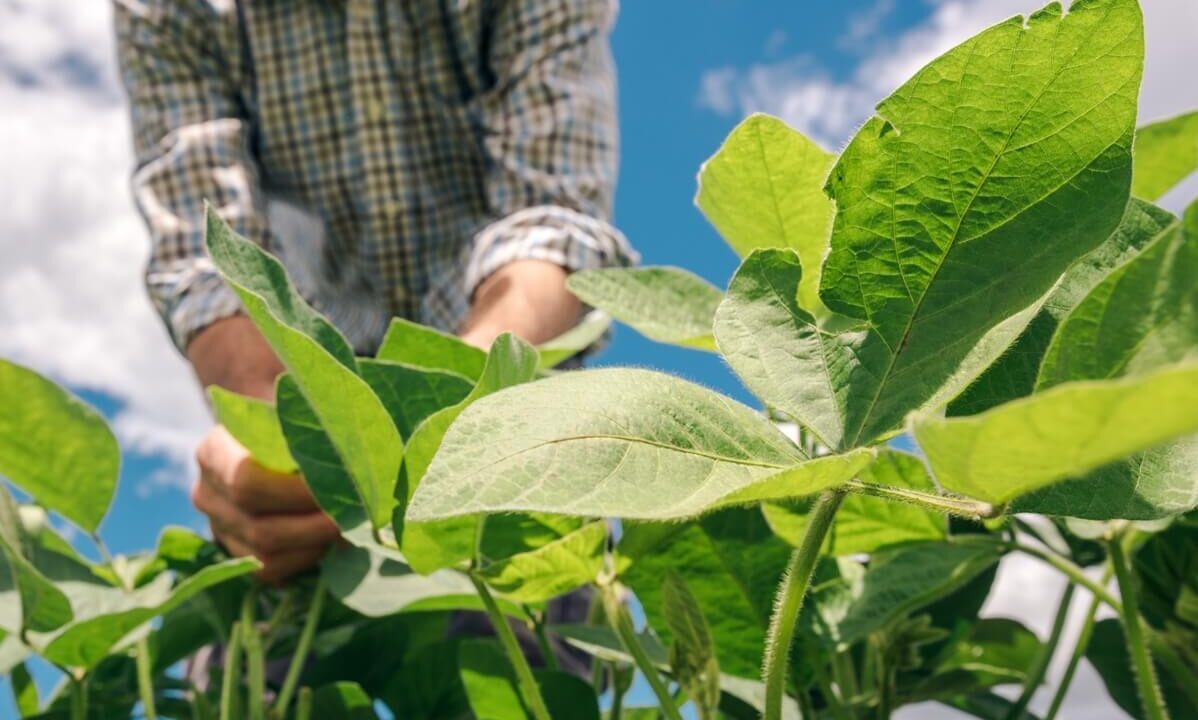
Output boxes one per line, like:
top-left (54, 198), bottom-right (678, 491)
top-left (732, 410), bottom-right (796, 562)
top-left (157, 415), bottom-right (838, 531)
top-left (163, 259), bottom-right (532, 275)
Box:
top-left (1006, 582), bottom-right (1074, 720)
top-left (1109, 534), bottom-right (1170, 720)
top-left (842, 479), bottom-right (999, 519)
top-left (274, 578), bottom-right (326, 718)
top-left (219, 621), bottom-right (243, 720)
top-left (1045, 566), bottom-right (1111, 720)
top-left (526, 606), bottom-right (560, 672)
top-left (136, 636), bottom-right (158, 720)
top-left (295, 687), bottom-right (313, 720)
top-left (951, 535), bottom-right (1121, 609)
top-left (600, 580), bottom-right (683, 720)
top-left (69, 675), bottom-right (87, 720)
top-left (763, 489), bottom-right (845, 720)
top-left (241, 590), bottom-right (265, 720)
top-left (469, 572), bottom-right (553, 720)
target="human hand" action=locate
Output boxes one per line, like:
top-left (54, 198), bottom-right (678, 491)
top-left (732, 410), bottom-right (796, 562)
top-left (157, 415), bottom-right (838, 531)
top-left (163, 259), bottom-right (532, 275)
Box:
top-left (192, 425), bottom-right (338, 583)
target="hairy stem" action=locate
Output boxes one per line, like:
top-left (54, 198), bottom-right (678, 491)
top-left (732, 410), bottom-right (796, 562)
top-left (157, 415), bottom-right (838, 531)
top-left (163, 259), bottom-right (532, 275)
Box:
top-left (219, 622), bottom-right (243, 720)
top-left (240, 591), bottom-right (265, 720)
top-left (274, 578), bottom-right (326, 718)
top-left (1109, 535), bottom-right (1170, 720)
top-left (1007, 582), bottom-right (1075, 720)
top-left (763, 490), bottom-right (845, 720)
top-left (470, 573), bottom-right (553, 720)
top-left (1045, 566), bottom-right (1112, 720)
top-left (601, 581), bottom-right (683, 720)
top-left (136, 636), bottom-right (158, 720)
top-left (842, 479), bottom-right (999, 520)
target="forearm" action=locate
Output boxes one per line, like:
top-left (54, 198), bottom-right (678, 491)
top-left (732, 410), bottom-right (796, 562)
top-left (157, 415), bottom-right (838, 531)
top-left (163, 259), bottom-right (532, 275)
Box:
top-left (458, 260), bottom-right (581, 349)
top-left (187, 315), bottom-right (285, 401)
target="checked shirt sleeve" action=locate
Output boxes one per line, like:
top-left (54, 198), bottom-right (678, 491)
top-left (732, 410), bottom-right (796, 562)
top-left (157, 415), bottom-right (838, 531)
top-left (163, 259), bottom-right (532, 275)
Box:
top-left (114, 0), bottom-right (269, 352)
top-left (464, 0), bottom-right (639, 306)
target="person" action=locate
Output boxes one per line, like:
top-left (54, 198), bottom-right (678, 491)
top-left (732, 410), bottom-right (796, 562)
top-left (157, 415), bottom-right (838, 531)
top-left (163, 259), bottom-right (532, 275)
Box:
top-left (112, 0), bottom-right (636, 585)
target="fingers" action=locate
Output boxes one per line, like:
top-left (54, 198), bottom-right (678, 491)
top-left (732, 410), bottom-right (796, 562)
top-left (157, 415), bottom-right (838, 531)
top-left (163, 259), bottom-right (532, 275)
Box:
top-left (218, 533), bottom-right (330, 585)
top-left (196, 425), bottom-right (320, 514)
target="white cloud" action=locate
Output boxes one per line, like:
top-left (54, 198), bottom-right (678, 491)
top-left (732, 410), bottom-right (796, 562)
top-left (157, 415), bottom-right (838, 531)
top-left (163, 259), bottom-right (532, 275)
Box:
top-left (699, 0), bottom-right (1198, 187)
top-left (0, 0), bottom-right (209, 489)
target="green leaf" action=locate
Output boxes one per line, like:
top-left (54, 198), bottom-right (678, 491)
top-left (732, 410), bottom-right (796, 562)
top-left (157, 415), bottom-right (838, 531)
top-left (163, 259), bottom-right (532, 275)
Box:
top-left (1133, 110), bottom-right (1198, 201)
top-left (735, 0), bottom-right (1142, 449)
top-left (207, 209), bottom-right (401, 529)
top-left (276, 374), bottom-right (368, 532)
top-left (478, 521), bottom-right (607, 603)
top-left (309, 682), bottom-right (379, 720)
top-left (398, 334), bottom-right (540, 573)
top-left (566, 267), bottom-right (723, 351)
top-left (1086, 618), bottom-right (1197, 720)
top-left (1133, 522), bottom-right (1198, 635)
top-left (10, 661), bottom-right (37, 716)
top-left (662, 572), bottom-right (720, 720)
top-left (831, 542), bottom-right (1000, 647)
top-left (915, 618), bottom-right (1041, 699)
top-left (0, 359), bottom-right (119, 532)
top-left (536, 311), bottom-right (611, 369)
top-left (695, 113), bottom-right (836, 311)
top-left (619, 509), bottom-right (792, 679)
top-left (37, 556), bottom-right (259, 668)
top-left (914, 360), bottom-right (1198, 505)
top-left (948, 199), bottom-right (1178, 416)
top-left (408, 368), bottom-right (872, 522)
top-left (763, 450), bottom-right (946, 555)
top-left (206, 386), bottom-right (297, 473)
top-left (320, 544), bottom-right (485, 617)
top-left (0, 484), bottom-right (73, 633)
top-left (458, 639), bottom-right (599, 720)
top-left (376, 317), bottom-right (488, 381)
top-left (359, 360), bottom-right (473, 440)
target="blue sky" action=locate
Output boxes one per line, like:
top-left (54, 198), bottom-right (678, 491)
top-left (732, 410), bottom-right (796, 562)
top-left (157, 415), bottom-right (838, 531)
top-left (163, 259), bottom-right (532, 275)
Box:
top-left (3, 0), bottom-right (1198, 717)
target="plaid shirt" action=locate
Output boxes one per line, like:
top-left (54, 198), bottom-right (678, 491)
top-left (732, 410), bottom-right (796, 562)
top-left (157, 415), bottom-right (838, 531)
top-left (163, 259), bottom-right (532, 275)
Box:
top-left (113, 0), bottom-right (636, 353)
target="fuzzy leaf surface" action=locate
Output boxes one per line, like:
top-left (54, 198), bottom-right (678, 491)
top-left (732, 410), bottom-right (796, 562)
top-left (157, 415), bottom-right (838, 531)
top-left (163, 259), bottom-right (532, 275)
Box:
top-left (376, 317), bottom-right (487, 381)
top-left (477, 521), bottom-right (607, 603)
top-left (566, 267), bottom-right (723, 351)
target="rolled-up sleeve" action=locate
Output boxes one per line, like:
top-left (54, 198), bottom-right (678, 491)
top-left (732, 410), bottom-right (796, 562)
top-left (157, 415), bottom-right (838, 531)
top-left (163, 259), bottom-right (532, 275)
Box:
top-left (465, 0), bottom-right (639, 301)
top-left (114, 0), bottom-right (270, 351)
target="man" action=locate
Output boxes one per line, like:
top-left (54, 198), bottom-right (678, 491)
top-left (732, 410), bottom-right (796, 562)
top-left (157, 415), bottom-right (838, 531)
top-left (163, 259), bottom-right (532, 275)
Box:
top-left (114, 0), bottom-right (635, 583)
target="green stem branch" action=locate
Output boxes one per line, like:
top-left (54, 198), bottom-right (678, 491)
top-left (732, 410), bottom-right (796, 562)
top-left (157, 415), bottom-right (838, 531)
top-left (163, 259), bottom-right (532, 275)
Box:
top-left (1007, 582), bottom-right (1075, 720)
top-left (1109, 535), bottom-right (1170, 720)
top-left (1045, 566), bottom-right (1112, 720)
top-left (241, 591), bottom-right (265, 720)
top-left (69, 675), bottom-right (87, 720)
top-left (219, 622), bottom-right (243, 720)
top-left (842, 479), bottom-right (999, 520)
top-left (470, 573), bottom-right (553, 720)
top-left (136, 636), bottom-right (158, 720)
top-left (601, 581), bottom-right (683, 720)
top-left (274, 578), bottom-right (326, 719)
top-left (763, 490), bottom-right (845, 720)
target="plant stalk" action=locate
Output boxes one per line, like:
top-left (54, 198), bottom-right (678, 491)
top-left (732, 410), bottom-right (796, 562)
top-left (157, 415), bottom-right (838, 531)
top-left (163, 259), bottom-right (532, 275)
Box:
top-left (136, 636), bottom-right (158, 720)
top-left (219, 622), bottom-right (244, 720)
top-left (1109, 535), bottom-right (1171, 720)
top-left (274, 578), bottom-right (326, 718)
top-left (842, 479), bottom-right (998, 519)
top-left (1006, 582), bottom-right (1075, 720)
top-left (952, 535), bottom-right (1122, 610)
top-left (296, 687), bottom-right (313, 720)
top-left (600, 581), bottom-right (684, 720)
top-left (763, 489), bottom-right (845, 720)
top-left (526, 606), bottom-right (560, 672)
top-left (70, 675), bottom-right (88, 720)
top-left (1045, 567), bottom-right (1112, 720)
top-left (241, 590), bottom-right (265, 720)
top-left (469, 573), bottom-right (554, 720)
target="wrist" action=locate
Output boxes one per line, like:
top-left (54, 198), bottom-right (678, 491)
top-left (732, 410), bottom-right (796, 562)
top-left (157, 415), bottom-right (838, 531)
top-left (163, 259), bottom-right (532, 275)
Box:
top-left (187, 315), bottom-right (285, 400)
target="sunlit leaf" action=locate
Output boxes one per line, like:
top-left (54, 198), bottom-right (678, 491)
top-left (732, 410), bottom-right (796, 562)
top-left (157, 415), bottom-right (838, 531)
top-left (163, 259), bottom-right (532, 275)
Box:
top-left (207, 386), bottom-right (297, 473)
top-left (567, 267), bottom-right (723, 351)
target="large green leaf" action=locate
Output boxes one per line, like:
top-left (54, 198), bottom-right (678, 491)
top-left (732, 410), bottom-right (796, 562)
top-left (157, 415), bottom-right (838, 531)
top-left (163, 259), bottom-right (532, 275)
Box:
top-left (830, 542), bottom-right (1000, 647)
top-left (948, 199), bottom-right (1178, 416)
top-left (359, 360), bottom-right (473, 440)
top-left (1133, 110), bottom-right (1198, 201)
top-left (1133, 522), bottom-right (1198, 642)
top-left (908, 618), bottom-right (1041, 701)
top-left (477, 521), bottom-right (607, 603)
top-left (458, 639), bottom-right (600, 720)
top-left (763, 449), bottom-right (946, 555)
top-left (1013, 203), bottom-right (1198, 519)
top-left (728, 0), bottom-right (1142, 449)
top-left (376, 317), bottom-right (487, 381)
top-left (662, 572), bottom-right (721, 720)
top-left (916, 360), bottom-right (1198, 505)
top-left (207, 209), bottom-right (400, 529)
top-left (320, 545), bottom-right (484, 617)
top-left (0, 359), bottom-right (119, 532)
top-left (408, 368), bottom-right (872, 522)
top-left (207, 386), bottom-right (297, 473)
top-left (1086, 618), bottom-right (1197, 720)
top-left (696, 113), bottom-right (835, 311)
top-left (619, 509), bottom-right (792, 679)
top-left (566, 267), bottom-right (723, 351)
top-left (0, 485), bottom-right (72, 633)
top-left (398, 335), bottom-right (539, 573)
